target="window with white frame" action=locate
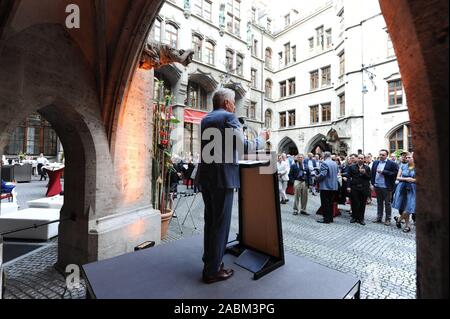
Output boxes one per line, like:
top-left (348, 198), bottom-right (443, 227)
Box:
top-left (251, 69), bottom-right (257, 88)
top-left (249, 102), bottom-right (256, 119)
top-left (151, 18), bottom-right (162, 42)
top-left (321, 103), bottom-right (331, 122)
top-left (326, 29), bottom-right (332, 48)
top-left (310, 70), bottom-right (319, 90)
top-left (388, 79), bottom-right (403, 106)
top-left (265, 48), bottom-right (272, 69)
top-left (279, 112), bottom-right (286, 128)
top-left (288, 110), bottom-right (296, 126)
top-left (226, 0), bottom-right (241, 36)
top-left (339, 93), bottom-right (345, 117)
top-left (321, 66), bottom-right (331, 86)
top-left (265, 79), bottom-right (272, 99)
top-left (205, 41), bottom-right (215, 65)
top-left (226, 49), bottom-right (234, 72)
top-left (252, 39), bottom-right (258, 57)
top-left (165, 23), bottom-right (178, 48)
top-left (280, 81), bottom-right (287, 98)
top-left (308, 37), bottom-right (314, 51)
top-left (236, 54), bottom-right (244, 76)
top-left (265, 109), bottom-right (272, 128)
top-left (310, 105), bottom-right (319, 124)
top-left (285, 14), bottom-right (290, 27)
top-left (316, 26), bottom-right (324, 50)
top-left (192, 34), bottom-right (202, 60)
top-left (338, 51), bottom-right (345, 82)
top-left (288, 78), bottom-right (296, 95)
top-left (284, 43), bottom-right (291, 65)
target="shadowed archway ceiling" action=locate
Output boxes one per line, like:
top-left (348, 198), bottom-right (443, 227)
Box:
top-left (0, 0), bottom-right (165, 139)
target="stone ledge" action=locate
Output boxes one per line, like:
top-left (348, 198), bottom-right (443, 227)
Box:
top-left (88, 207), bottom-right (161, 261)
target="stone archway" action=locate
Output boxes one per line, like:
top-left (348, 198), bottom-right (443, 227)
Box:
top-left (306, 134), bottom-right (332, 155)
top-left (379, 0), bottom-right (448, 298)
top-left (0, 24), bottom-right (117, 267)
top-left (0, 23), bottom-right (159, 269)
top-left (278, 137), bottom-right (299, 155)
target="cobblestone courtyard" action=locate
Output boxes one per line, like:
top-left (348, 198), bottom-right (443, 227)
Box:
top-left (2, 180), bottom-right (416, 299)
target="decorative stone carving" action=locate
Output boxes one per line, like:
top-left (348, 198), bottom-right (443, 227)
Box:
top-left (139, 43), bottom-right (194, 70)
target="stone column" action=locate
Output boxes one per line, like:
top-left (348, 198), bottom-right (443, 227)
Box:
top-left (94, 67), bottom-right (161, 261)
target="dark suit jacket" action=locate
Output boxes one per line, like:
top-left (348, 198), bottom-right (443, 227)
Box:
top-left (348, 164), bottom-right (371, 195)
top-left (196, 109), bottom-right (264, 189)
top-left (370, 160), bottom-right (399, 191)
top-left (289, 161), bottom-right (307, 182)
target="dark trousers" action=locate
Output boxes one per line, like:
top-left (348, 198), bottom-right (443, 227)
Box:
top-left (350, 188), bottom-right (368, 221)
top-left (37, 163), bottom-right (46, 181)
top-left (201, 188), bottom-right (234, 276)
top-left (320, 190), bottom-right (335, 222)
top-left (375, 187), bottom-right (392, 221)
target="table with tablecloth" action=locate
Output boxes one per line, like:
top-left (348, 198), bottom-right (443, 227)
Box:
top-left (43, 165), bottom-right (64, 197)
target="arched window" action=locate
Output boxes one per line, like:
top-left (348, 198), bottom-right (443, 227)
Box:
top-left (265, 48), bottom-right (272, 69)
top-left (187, 81), bottom-right (207, 110)
top-left (165, 23), bottom-right (178, 48)
top-left (205, 41), bottom-right (215, 65)
top-left (265, 109), bottom-right (272, 129)
top-left (192, 34), bottom-right (202, 60)
top-left (265, 79), bottom-right (273, 99)
top-left (389, 124), bottom-right (413, 154)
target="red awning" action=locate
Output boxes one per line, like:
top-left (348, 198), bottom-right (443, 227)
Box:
top-left (184, 109), bottom-right (207, 124)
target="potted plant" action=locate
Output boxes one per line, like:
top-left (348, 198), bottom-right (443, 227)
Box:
top-left (18, 151), bottom-right (25, 163)
top-left (151, 80), bottom-right (180, 239)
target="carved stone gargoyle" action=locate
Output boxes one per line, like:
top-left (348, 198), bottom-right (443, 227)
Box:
top-left (139, 42), bottom-right (194, 70)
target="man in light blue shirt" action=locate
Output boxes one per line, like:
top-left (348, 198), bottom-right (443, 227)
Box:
top-left (374, 161), bottom-right (387, 188)
top-left (316, 152), bottom-right (339, 224)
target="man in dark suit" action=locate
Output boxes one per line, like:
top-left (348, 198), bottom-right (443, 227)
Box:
top-left (370, 149), bottom-right (399, 225)
top-left (196, 88), bottom-right (269, 284)
top-left (316, 152), bottom-right (339, 224)
top-left (347, 154), bottom-right (371, 225)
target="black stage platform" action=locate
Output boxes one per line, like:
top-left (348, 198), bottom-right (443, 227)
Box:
top-left (82, 235), bottom-right (360, 299)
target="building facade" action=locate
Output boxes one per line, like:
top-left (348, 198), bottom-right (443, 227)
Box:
top-left (151, 0), bottom-right (411, 158)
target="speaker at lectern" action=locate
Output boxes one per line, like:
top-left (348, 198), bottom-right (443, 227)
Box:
top-left (226, 152), bottom-right (285, 280)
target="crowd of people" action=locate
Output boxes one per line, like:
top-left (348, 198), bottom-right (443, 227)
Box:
top-left (167, 153), bottom-right (200, 194)
top-left (277, 149), bottom-right (416, 232)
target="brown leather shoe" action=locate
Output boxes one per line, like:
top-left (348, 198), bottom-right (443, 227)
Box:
top-left (219, 262), bottom-right (233, 275)
top-left (203, 269), bottom-right (234, 284)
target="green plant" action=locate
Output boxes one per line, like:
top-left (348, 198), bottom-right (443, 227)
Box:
top-left (18, 151), bottom-right (25, 161)
top-left (393, 149), bottom-right (405, 159)
top-left (151, 80), bottom-right (178, 212)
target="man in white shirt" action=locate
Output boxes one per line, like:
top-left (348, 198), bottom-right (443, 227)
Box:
top-left (36, 153), bottom-right (49, 181)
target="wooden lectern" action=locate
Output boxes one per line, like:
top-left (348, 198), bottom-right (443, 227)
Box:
top-left (226, 154), bottom-right (285, 280)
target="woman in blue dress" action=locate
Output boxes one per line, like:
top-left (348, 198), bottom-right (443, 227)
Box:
top-left (393, 154), bottom-right (416, 232)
